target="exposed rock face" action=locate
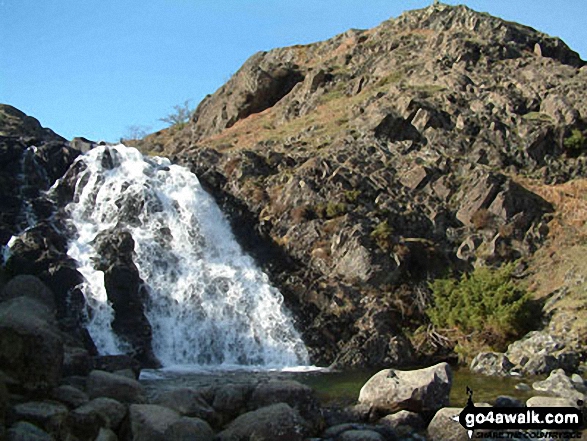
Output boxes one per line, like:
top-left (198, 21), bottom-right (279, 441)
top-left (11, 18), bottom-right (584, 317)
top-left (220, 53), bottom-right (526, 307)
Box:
top-left (91, 228), bottom-right (159, 367)
top-left (134, 3), bottom-right (586, 367)
top-left (358, 363), bottom-right (452, 416)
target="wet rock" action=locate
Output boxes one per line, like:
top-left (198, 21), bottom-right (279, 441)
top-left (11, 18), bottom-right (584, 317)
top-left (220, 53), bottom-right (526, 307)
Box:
top-left (494, 396), bottom-right (524, 408)
top-left (470, 352), bottom-right (514, 376)
top-left (86, 370), bottom-right (146, 404)
top-left (358, 363), bottom-right (452, 415)
top-left (92, 228), bottom-right (159, 368)
top-left (0, 297), bottom-right (63, 393)
top-left (128, 404), bottom-right (181, 441)
top-left (215, 403), bottom-right (311, 441)
top-left (92, 354), bottom-right (141, 379)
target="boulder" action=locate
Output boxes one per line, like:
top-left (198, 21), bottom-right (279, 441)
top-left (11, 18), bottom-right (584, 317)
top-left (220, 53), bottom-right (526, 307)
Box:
top-left (0, 275), bottom-right (55, 310)
top-left (6, 421), bottom-right (54, 441)
top-left (526, 396), bottom-right (581, 408)
top-left (506, 331), bottom-right (579, 375)
top-left (154, 387), bottom-right (219, 426)
top-left (128, 404), bottom-right (182, 441)
top-left (378, 410), bottom-right (425, 436)
top-left (358, 363), bottom-right (452, 415)
top-left (427, 407), bottom-right (469, 441)
top-left (10, 401), bottom-right (69, 438)
top-left (532, 369), bottom-right (586, 403)
top-left (337, 429), bottom-right (387, 441)
top-left (322, 423), bottom-right (395, 441)
top-left (95, 427), bottom-right (118, 441)
top-left (92, 354), bottom-right (141, 379)
top-left (71, 397), bottom-right (127, 431)
top-left (50, 385), bottom-right (89, 408)
top-left (163, 416), bottom-right (214, 441)
top-left (215, 403), bottom-right (311, 441)
top-left (470, 352), bottom-right (514, 376)
top-left (86, 370), bottom-right (146, 404)
top-left (63, 346), bottom-right (93, 377)
top-left (211, 383), bottom-right (253, 420)
top-left (494, 396), bottom-right (524, 408)
top-left (0, 297), bottom-right (63, 392)
top-left (249, 380), bottom-right (322, 430)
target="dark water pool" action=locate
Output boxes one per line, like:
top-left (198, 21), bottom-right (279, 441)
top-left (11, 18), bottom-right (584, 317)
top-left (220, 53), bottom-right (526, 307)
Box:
top-left (140, 365), bottom-right (540, 408)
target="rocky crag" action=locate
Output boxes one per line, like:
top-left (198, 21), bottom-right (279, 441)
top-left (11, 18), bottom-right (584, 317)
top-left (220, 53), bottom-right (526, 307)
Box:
top-left (136, 4), bottom-right (587, 367)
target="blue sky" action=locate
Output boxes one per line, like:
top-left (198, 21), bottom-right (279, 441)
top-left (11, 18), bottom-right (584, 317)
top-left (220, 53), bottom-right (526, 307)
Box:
top-left (1, 0), bottom-right (585, 142)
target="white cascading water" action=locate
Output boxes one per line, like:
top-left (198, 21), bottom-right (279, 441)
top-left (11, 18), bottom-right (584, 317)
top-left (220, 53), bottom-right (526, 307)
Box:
top-left (64, 144), bottom-right (309, 368)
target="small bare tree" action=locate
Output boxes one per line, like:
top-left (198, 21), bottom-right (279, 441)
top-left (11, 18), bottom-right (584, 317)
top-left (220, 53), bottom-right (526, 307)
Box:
top-left (159, 100), bottom-right (193, 128)
top-left (123, 124), bottom-right (152, 141)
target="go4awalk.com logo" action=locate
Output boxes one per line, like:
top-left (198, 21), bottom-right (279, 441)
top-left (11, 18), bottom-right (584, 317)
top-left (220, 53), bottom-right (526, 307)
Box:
top-left (453, 387), bottom-right (584, 439)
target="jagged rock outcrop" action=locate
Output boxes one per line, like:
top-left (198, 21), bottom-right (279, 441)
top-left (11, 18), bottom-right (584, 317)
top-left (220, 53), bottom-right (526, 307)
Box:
top-left (135, 3), bottom-right (587, 367)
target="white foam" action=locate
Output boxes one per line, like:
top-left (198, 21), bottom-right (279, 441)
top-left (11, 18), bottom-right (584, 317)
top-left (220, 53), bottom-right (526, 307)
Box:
top-left (64, 144), bottom-right (309, 368)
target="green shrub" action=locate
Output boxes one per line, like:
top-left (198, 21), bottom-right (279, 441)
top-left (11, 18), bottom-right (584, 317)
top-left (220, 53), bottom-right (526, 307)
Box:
top-left (314, 202), bottom-right (348, 219)
top-left (427, 264), bottom-right (532, 350)
top-left (563, 129), bottom-right (587, 152)
top-left (325, 202), bottom-right (348, 218)
top-left (370, 220), bottom-right (394, 251)
top-left (344, 189), bottom-right (361, 203)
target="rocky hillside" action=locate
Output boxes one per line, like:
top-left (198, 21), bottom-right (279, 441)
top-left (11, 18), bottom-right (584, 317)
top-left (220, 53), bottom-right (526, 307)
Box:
top-left (137, 4), bottom-right (587, 367)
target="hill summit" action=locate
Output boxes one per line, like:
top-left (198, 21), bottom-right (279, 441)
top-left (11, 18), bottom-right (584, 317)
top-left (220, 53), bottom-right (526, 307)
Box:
top-left (135, 4), bottom-right (587, 367)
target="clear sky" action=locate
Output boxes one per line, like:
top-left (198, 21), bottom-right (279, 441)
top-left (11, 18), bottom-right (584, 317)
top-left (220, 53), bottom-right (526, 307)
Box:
top-left (1, 0), bottom-right (585, 142)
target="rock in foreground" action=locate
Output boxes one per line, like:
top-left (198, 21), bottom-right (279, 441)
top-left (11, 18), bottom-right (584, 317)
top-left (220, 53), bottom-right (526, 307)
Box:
top-left (358, 363), bottom-right (452, 415)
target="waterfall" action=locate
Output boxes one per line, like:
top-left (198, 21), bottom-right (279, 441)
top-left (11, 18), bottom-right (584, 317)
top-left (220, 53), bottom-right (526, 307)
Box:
top-left (64, 144), bottom-right (309, 368)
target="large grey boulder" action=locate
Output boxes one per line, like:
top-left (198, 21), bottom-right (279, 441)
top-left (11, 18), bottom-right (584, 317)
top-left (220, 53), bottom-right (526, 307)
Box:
top-left (129, 404), bottom-right (182, 441)
top-left (358, 363), bottom-right (452, 415)
top-left (86, 370), bottom-right (146, 403)
top-left (215, 403), bottom-right (310, 441)
top-left (0, 297), bottom-right (63, 392)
